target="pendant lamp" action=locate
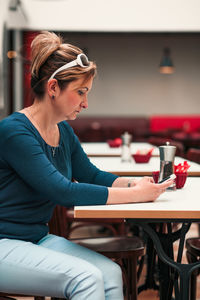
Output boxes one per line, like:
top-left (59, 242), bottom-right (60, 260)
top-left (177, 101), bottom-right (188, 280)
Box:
top-left (159, 47), bottom-right (175, 74)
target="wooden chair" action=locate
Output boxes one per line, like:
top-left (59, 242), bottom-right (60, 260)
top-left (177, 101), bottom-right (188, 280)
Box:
top-left (49, 205), bottom-right (145, 300)
top-left (73, 236), bottom-right (144, 300)
top-left (186, 237), bottom-right (200, 300)
top-left (186, 148), bottom-right (200, 164)
top-left (147, 137), bottom-right (185, 157)
top-left (65, 207), bottom-right (127, 238)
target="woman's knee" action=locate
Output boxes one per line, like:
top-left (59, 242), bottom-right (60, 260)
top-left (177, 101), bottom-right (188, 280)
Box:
top-left (113, 262), bottom-right (123, 280)
top-left (66, 264), bottom-right (104, 299)
top-left (104, 258), bottom-right (123, 281)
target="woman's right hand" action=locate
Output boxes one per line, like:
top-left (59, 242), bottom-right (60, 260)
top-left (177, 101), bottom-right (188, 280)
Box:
top-left (107, 176), bottom-right (174, 205)
top-left (131, 176), bottom-right (174, 203)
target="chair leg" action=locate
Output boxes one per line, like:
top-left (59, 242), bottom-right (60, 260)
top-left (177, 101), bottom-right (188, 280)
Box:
top-left (130, 257), bottom-right (138, 300)
top-left (190, 272), bottom-right (197, 300)
top-left (186, 250), bottom-right (199, 300)
top-left (121, 257), bottom-right (138, 300)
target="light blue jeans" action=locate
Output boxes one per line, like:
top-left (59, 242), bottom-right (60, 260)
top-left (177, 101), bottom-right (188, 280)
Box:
top-left (0, 234), bottom-right (123, 300)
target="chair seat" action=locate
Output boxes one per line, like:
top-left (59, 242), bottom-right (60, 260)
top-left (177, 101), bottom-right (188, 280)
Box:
top-left (72, 236), bottom-right (144, 254)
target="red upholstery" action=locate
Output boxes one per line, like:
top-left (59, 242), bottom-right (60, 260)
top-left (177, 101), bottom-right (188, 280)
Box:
top-left (150, 115), bottom-right (200, 133)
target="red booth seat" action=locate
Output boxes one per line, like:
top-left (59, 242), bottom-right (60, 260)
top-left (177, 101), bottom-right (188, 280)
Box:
top-left (150, 115), bottom-right (200, 133)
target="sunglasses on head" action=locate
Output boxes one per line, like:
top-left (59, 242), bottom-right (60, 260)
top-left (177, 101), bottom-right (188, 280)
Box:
top-left (48, 53), bottom-right (90, 81)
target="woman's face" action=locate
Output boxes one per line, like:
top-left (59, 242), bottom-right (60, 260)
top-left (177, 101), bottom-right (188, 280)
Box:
top-left (54, 77), bottom-right (93, 120)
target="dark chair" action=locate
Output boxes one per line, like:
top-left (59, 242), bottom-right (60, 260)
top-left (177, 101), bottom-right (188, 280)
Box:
top-left (186, 148), bottom-right (200, 164)
top-left (147, 137), bottom-right (185, 157)
top-left (65, 207), bottom-right (127, 238)
top-left (49, 205), bottom-right (145, 300)
top-left (73, 236), bottom-right (144, 300)
top-left (186, 237), bottom-right (200, 300)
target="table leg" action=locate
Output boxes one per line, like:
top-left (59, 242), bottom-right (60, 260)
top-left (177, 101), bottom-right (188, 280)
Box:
top-left (132, 222), bottom-right (200, 300)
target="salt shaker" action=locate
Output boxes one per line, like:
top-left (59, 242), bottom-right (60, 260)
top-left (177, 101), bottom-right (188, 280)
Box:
top-left (158, 141), bottom-right (176, 190)
top-left (121, 132), bottom-right (132, 162)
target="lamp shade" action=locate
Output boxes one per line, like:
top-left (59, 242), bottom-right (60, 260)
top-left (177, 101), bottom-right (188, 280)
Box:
top-left (159, 47), bottom-right (175, 74)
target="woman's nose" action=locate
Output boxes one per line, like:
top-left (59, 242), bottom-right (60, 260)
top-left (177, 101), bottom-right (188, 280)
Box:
top-left (81, 97), bottom-right (88, 109)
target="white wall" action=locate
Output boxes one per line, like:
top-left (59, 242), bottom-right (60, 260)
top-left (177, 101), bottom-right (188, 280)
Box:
top-left (6, 0), bottom-right (200, 32)
top-left (64, 32), bottom-right (200, 116)
top-left (1, 1), bottom-right (200, 116)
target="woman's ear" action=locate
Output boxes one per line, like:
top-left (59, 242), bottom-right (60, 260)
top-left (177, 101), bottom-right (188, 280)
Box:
top-left (47, 79), bottom-right (59, 98)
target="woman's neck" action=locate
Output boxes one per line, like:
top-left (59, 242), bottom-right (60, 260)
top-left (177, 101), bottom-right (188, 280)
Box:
top-left (20, 100), bottom-right (60, 147)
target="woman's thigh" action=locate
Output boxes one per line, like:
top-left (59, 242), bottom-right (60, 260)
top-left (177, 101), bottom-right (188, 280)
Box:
top-left (39, 234), bottom-right (123, 299)
top-left (0, 237), bottom-right (105, 299)
top-left (0, 235), bottom-right (123, 300)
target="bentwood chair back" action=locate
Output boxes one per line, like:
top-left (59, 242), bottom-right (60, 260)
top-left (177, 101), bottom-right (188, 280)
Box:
top-left (186, 148), bottom-right (200, 164)
top-left (65, 207), bottom-right (127, 238)
top-left (148, 137), bottom-right (185, 157)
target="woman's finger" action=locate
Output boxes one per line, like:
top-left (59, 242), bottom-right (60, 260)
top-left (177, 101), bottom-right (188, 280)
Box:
top-left (159, 179), bottom-right (174, 189)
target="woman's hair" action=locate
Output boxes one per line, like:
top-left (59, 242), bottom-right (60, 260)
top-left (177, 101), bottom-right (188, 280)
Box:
top-left (30, 31), bottom-right (96, 99)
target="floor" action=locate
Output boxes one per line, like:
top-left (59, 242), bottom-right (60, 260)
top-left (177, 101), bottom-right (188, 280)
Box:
top-left (11, 223), bottom-right (200, 300)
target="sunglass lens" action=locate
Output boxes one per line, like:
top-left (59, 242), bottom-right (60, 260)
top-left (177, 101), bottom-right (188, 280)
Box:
top-left (81, 54), bottom-right (90, 67)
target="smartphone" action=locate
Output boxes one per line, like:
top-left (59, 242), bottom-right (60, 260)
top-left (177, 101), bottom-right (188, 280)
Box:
top-left (158, 174), bottom-right (176, 184)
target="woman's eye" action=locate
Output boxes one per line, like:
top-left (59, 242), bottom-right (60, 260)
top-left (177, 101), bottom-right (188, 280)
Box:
top-left (78, 90), bottom-right (84, 96)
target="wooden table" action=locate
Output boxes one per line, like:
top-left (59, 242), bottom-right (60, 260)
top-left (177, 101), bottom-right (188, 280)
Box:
top-left (81, 142), bottom-right (159, 157)
top-left (75, 178), bottom-right (200, 299)
top-left (89, 156), bottom-right (200, 176)
top-left (75, 178), bottom-right (200, 220)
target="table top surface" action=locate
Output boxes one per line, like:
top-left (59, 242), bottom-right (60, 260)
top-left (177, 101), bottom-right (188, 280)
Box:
top-left (88, 156), bottom-right (200, 176)
top-left (81, 142), bottom-right (159, 157)
top-left (74, 177), bottom-right (200, 220)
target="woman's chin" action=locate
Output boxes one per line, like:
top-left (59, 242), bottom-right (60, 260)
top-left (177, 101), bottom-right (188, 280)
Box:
top-left (67, 114), bottom-right (78, 121)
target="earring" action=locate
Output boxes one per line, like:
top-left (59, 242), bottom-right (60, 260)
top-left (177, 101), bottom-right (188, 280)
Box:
top-left (52, 95), bottom-right (55, 100)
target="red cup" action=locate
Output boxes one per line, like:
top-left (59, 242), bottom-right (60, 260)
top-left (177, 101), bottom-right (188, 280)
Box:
top-left (152, 171), bottom-right (188, 189)
top-left (175, 172), bottom-right (188, 189)
top-left (152, 171), bottom-right (159, 183)
top-left (132, 153), bottom-right (151, 163)
top-left (107, 138), bottom-right (122, 148)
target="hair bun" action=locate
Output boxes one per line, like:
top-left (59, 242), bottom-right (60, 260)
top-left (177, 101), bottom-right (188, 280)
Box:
top-left (31, 31), bottom-right (62, 77)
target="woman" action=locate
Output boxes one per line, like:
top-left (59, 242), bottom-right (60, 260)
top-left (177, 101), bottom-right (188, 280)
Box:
top-left (0, 31), bottom-right (173, 300)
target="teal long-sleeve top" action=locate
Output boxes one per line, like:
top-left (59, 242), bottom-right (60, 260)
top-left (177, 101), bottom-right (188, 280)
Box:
top-left (0, 112), bottom-right (118, 243)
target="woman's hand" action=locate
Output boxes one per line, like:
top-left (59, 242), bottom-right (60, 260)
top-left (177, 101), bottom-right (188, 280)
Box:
top-left (128, 176), bottom-right (154, 187)
top-left (130, 177), bottom-right (174, 203)
top-left (107, 177), bottom-right (174, 205)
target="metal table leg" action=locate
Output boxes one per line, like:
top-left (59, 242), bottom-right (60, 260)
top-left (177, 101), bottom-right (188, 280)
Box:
top-left (136, 222), bottom-right (200, 300)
